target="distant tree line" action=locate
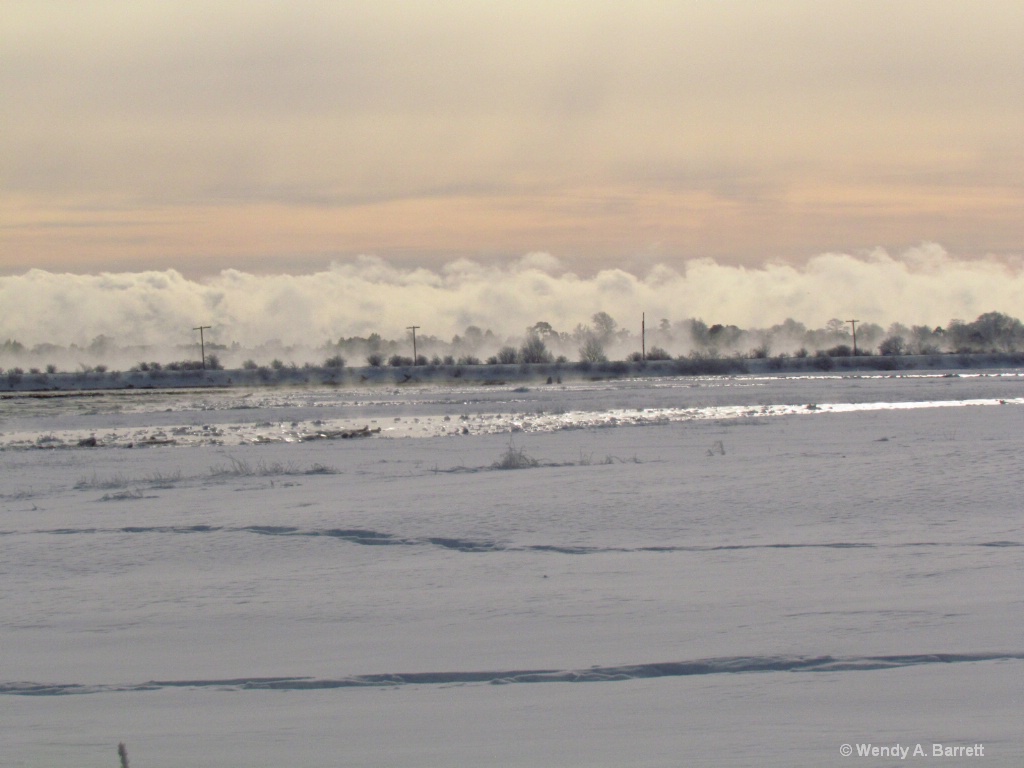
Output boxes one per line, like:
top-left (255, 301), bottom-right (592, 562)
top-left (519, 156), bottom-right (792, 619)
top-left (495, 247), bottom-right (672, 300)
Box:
top-left (323, 311), bottom-right (1024, 368)
top-left (1, 311), bottom-right (1022, 374)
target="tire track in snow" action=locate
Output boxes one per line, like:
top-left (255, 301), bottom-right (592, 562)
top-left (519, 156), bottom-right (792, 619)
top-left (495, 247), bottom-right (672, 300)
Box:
top-left (4, 653), bottom-right (1024, 695)
top-left (9, 524), bottom-right (1023, 553)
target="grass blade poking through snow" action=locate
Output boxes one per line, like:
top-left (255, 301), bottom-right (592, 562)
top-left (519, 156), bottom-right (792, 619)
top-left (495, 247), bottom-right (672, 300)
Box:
top-left (491, 440), bottom-right (540, 470)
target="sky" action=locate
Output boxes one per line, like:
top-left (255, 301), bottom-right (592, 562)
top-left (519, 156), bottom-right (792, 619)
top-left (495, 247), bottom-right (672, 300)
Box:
top-left (1, 1), bottom-right (1023, 345)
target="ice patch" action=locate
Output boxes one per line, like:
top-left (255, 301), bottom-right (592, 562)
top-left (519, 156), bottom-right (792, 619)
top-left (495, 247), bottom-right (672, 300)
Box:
top-left (1, 395), bottom-right (1021, 450)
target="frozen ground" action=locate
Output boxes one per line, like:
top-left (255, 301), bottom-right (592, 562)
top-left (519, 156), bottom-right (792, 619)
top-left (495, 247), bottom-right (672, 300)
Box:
top-left (1, 372), bottom-right (1022, 766)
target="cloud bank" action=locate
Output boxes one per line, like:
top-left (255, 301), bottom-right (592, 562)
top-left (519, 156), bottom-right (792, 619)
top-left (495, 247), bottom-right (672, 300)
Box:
top-left (1, 245), bottom-right (1021, 352)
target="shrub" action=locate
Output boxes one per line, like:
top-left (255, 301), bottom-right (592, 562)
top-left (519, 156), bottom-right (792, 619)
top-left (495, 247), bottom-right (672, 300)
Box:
top-left (519, 335), bottom-right (553, 364)
top-left (366, 353), bottom-right (384, 367)
top-left (242, 359), bottom-right (258, 370)
top-left (878, 336), bottom-right (906, 356)
top-left (676, 353), bottom-right (747, 376)
top-left (578, 337), bottom-right (607, 363)
top-left (496, 346), bottom-right (519, 364)
top-left (867, 356), bottom-right (900, 370)
top-left (491, 441), bottom-right (539, 470)
top-left (164, 359), bottom-right (204, 371)
top-left (323, 355), bottom-right (345, 368)
top-left (388, 354), bottom-right (413, 366)
top-left (811, 351), bottom-right (835, 370)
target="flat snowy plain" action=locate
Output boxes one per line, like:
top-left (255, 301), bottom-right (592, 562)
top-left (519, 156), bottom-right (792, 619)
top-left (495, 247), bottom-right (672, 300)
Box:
top-left (2, 371), bottom-right (1022, 767)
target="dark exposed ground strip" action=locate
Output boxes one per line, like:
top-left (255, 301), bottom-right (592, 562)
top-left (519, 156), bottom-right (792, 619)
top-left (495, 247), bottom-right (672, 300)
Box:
top-left (4, 653), bottom-right (1023, 696)
top-left (5, 525), bottom-right (1022, 553)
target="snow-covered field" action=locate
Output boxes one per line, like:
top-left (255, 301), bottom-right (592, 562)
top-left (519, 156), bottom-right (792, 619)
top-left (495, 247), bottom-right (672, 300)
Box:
top-left (2, 372), bottom-right (1022, 767)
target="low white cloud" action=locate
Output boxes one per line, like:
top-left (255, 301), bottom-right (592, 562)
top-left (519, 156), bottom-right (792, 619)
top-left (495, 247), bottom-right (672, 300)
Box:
top-left (0, 245), bottom-right (1021, 352)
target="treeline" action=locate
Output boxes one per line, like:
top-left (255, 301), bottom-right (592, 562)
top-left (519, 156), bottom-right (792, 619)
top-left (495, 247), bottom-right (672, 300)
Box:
top-left (322, 311), bottom-right (1024, 369)
top-left (1, 311), bottom-right (1022, 374)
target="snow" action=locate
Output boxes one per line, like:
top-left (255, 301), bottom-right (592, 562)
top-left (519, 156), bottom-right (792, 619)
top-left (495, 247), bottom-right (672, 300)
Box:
top-left (2, 371), bottom-right (1022, 766)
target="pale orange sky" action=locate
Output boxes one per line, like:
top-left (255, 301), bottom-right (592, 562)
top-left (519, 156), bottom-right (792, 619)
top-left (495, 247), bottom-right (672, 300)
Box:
top-left (2, 0), bottom-right (1023, 276)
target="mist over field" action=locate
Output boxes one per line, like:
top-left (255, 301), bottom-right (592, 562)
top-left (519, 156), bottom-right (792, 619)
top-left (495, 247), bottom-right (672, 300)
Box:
top-left (1, 246), bottom-right (1021, 357)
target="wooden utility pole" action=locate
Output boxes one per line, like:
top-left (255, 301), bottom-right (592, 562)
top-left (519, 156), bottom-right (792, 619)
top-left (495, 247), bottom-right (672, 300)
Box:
top-left (641, 312), bottom-right (646, 361)
top-left (193, 325), bottom-right (211, 369)
top-left (407, 326), bottom-right (420, 365)
top-left (846, 319), bottom-right (859, 356)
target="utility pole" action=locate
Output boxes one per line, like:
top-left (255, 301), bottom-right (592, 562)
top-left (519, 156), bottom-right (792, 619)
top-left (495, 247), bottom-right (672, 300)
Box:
top-left (193, 325), bottom-right (211, 369)
top-left (846, 319), bottom-right (859, 356)
top-left (641, 312), bottom-right (646, 361)
top-left (407, 326), bottom-right (420, 365)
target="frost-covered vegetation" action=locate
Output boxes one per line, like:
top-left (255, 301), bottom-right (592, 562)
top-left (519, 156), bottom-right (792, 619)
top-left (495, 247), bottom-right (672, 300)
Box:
top-left (1, 312), bottom-right (1023, 384)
